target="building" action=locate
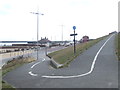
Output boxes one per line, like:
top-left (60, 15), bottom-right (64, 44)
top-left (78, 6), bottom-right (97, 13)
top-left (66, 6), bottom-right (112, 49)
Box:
top-left (38, 37), bottom-right (52, 47)
top-left (82, 36), bottom-right (89, 42)
top-left (109, 31), bottom-right (117, 35)
top-left (80, 36), bottom-right (89, 43)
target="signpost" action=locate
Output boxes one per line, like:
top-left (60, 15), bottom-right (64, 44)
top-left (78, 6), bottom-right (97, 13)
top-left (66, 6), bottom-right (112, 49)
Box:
top-left (70, 26), bottom-right (78, 55)
top-left (70, 34), bottom-right (78, 36)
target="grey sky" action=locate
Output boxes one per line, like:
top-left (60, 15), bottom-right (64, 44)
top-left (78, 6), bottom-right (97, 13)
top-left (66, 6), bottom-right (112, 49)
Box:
top-left (0, 0), bottom-right (118, 41)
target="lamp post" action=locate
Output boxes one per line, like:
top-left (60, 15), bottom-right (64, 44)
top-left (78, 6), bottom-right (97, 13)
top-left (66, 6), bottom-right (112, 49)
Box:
top-left (30, 9), bottom-right (44, 60)
top-left (60, 24), bottom-right (64, 43)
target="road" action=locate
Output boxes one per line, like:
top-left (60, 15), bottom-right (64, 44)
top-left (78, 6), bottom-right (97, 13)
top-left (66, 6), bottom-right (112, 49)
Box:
top-left (1, 46), bottom-right (66, 68)
top-left (3, 34), bottom-right (118, 88)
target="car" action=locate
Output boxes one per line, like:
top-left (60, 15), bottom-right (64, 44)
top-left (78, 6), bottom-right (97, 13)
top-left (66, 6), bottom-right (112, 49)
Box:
top-left (65, 43), bottom-right (71, 47)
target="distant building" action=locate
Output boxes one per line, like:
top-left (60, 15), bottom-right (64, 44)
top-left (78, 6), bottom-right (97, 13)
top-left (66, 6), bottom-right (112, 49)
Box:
top-left (11, 37), bottom-right (52, 47)
top-left (38, 37), bottom-right (51, 47)
top-left (80, 36), bottom-right (89, 43)
top-left (109, 31), bottom-right (117, 35)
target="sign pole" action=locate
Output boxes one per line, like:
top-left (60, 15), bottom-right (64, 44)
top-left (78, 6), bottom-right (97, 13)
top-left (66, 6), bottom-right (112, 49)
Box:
top-left (73, 29), bottom-right (76, 55)
top-left (70, 26), bottom-right (77, 55)
top-left (72, 26), bottom-right (77, 55)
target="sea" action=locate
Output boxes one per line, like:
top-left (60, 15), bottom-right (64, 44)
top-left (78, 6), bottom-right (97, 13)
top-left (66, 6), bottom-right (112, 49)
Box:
top-left (0, 41), bottom-right (28, 46)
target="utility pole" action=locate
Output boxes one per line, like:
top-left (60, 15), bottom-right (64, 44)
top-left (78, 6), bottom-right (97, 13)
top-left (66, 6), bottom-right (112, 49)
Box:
top-left (30, 8), bottom-right (44, 60)
top-left (60, 24), bottom-right (64, 42)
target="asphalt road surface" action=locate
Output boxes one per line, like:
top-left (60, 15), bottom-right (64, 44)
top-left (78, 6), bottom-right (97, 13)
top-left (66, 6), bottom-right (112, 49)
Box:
top-left (3, 34), bottom-right (118, 88)
top-left (1, 46), bottom-right (66, 68)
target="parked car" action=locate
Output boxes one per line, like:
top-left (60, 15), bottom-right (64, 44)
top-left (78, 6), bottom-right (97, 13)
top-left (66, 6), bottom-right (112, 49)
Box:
top-left (65, 43), bottom-right (71, 47)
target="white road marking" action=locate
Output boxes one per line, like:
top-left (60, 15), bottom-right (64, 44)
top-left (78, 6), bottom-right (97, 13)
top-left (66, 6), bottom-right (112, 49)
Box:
top-left (29, 58), bottom-right (45, 76)
top-left (28, 71), bottom-right (37, 76)
top-left (31, 58), bottom-right (45, 69)
top-left (31, 62), bottom-right (41, 69)
top-left (42, 35), bottom-right (114, 79)
top-left (42, 58), bottom-right (45, 62)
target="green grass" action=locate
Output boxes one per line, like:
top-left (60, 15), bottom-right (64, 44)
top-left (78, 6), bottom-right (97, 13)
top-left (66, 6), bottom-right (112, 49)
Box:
top-left (2, 80), bottom-right (14, 89)
top-left (1, 57), bottom-right (36, 89)
top-left (48, 35), bottom-right (108, 67)
top-left (118, 33), bottom-right (120, 60)
top-left (115, 33), bottom-right (120, 60)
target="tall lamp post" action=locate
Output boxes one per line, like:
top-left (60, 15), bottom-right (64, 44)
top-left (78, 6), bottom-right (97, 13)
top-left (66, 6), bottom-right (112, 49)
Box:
top-left (59, 24), bottom-right (64, 43)
top-left (30, 9), bottom-right (44, 60)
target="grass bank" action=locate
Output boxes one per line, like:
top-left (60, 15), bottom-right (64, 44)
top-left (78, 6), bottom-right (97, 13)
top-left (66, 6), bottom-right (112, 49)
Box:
top-left (115, 32), bottom-right (120, 60)
top-left (1, 56), bottom-right (36, 89)
top-left (48, 35), bottom-right (109, 68)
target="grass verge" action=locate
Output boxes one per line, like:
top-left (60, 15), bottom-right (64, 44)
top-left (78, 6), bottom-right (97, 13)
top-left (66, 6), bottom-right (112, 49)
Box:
top-left (48, 35), bottom-right (109, 68)
top-left (115, 32), bottom-right (120, 60)
top-left (1, 56), bottom-right (36, 89)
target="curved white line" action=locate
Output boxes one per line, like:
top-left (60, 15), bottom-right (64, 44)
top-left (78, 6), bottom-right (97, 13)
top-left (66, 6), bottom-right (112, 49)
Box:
top-left (29, 71), bottom-right (37, 76)
top-left (42, 58), bottom-right (45, 62)
top-left (29, 58), bottom-right (45, 76)
top-left (31, 62), bottom-right (41, 69)
top-left (31, 58), bottom-right (45, 69)
top-left (42, 34), bottom-right (114, 79)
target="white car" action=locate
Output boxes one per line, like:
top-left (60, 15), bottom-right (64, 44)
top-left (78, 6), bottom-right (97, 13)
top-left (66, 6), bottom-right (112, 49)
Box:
top-left (65, 43), bottom-right (71, 47)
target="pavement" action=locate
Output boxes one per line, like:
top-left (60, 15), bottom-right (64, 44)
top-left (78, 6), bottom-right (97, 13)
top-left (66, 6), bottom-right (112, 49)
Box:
top-left (2, 34), bottom-right (118, 88)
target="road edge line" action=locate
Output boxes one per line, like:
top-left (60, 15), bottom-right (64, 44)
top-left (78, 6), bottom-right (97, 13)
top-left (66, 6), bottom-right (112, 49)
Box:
top-left (42, 34), bottom-right (114, 79)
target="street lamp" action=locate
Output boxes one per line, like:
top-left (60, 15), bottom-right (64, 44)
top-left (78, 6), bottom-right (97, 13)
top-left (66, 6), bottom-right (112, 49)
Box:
top-left (59, 24), bottom-right (64, 42)
top-left (30, 9), bottom-right (44, 60)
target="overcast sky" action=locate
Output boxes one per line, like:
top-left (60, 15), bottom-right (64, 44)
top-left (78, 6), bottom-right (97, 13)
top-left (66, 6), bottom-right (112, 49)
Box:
top-left (0, 0), bottom-right (119, 41)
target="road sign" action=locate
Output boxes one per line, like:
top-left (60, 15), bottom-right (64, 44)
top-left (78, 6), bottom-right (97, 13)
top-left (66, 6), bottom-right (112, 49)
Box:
top-left (70, 26), bottom-right (77, 55)
top-left (70, 33), bottom-right (78, 36)
top-left (73, 26), bottom-right (76, 30)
